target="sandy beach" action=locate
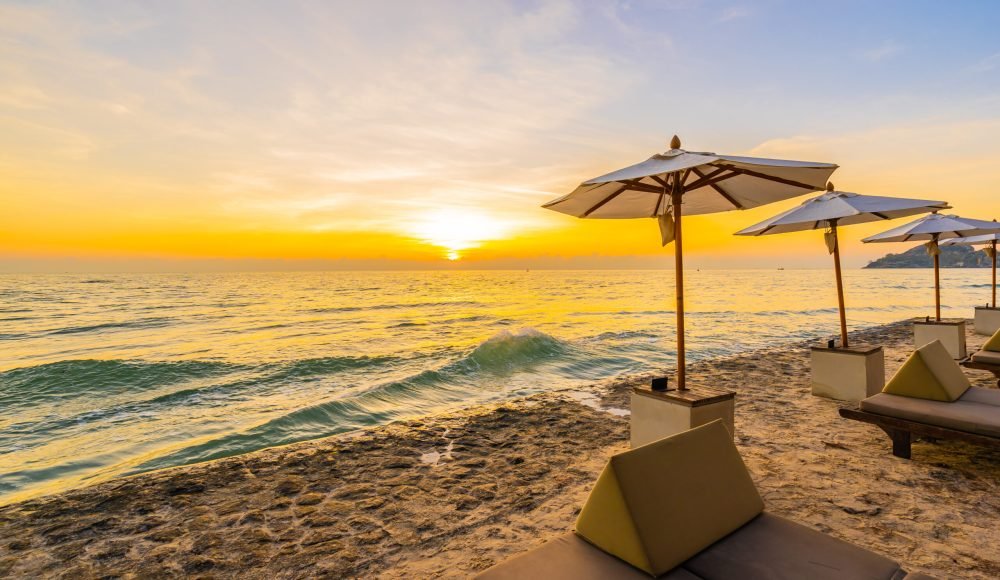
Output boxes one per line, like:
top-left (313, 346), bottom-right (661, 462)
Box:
top-left (2, 319), bottom-right (999, 579)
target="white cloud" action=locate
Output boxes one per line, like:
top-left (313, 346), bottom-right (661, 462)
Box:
top-left (0, 1), bottom-right (637, 236)
top-left (860, 40), bottom-right (904, 62)
top-left (718, 6), bottom-right (751, 22)
top-left (967, 52), bottom-right (1000, 74)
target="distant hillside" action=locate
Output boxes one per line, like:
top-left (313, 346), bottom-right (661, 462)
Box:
top-left (865, 244), bottom-right (990, 268)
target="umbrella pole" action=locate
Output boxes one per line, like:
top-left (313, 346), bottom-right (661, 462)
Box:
top-left (831, 223), bottom-right (849, 348)
top-left (993, 240), bottom-right (997, 309)
top-left (934, 248), bottom-right (941, 322)
top-left (672, 178), bottom-right (686, 391)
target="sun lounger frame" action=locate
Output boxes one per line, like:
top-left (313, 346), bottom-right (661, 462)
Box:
top-left (959, 357), bottom-right (1000, 387)
top-left (839, 408), bottom-right (1000, 459)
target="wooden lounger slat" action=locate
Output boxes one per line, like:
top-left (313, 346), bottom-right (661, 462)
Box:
top-left (838, 408), bottom-right (1000, 459)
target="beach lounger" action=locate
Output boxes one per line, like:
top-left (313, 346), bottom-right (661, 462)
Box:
top-left (840, 339), bottom-right (1000, 459)
top-left (960, 327), bottom-right (1000, 386)
top-left (478, 420), bottom-right (930, 580)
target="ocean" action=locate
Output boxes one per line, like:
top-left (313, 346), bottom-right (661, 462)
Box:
top-left (0, 269), bottom-right (993, 504)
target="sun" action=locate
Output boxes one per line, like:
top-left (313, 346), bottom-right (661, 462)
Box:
top-left (409, 208), bottom-right (511, 260)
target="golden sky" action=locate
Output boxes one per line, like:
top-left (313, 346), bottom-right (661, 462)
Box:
top-left (2, 2), bottom-right (999, 271)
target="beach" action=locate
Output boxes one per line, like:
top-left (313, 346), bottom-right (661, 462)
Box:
top-left (1, 319), bottom-right (999, 579)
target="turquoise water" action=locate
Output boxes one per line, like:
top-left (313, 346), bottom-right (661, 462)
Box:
top-left (0, 269), bottom-right (994, 503)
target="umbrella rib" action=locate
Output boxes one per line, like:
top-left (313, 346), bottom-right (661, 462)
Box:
top-left (690, 167), bottom-right (744, 209)
top-left (582, 185), bottom-right (628, 217)
top-left (648, 175), bottom-right (670, 188)
top-left (714, 164), bottom-right (819, 190)
top-left (651, 192), bottom-right (665, 217)
top-left (619, 179), bottom-right (663, 194)
top-left (872, 211), bottom-right (891, 220)
top-left (649, 173), bottom-right (678, 216)
top-left (684, 167), bottom-right (731, 191)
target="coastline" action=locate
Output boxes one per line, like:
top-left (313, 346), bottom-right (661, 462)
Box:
top-left (2, 320), bottom-right (999, 578)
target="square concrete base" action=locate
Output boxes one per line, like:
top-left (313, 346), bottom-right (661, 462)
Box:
top-left (974, 307), bottom-right (1000, 336)
top-left (913, 319), bottom-right (967, 359)
top-left (630, 386), bottom-right (735, 448)
top-left (810, 344), bottom-right (885, 402)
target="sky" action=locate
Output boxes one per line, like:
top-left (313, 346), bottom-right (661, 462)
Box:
top-left (2, 0), bottom-right (999, 272)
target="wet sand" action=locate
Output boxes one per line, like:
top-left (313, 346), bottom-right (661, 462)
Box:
top-left (1, 320), bottom-right (999, 579)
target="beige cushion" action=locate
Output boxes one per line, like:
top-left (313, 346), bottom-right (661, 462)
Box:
top-left (575, 463), bottom-right (650, 572)
top-left (575, 420), bottom-right (763, 577)
top-left (958, 386), bottom-right (1000, 407)
top-left (882, 341), bottom-right (970, 402)
top-left (479, 516), bottom-right (917, 580)
top-left (918, 340), bottom-right (971, 400)
top-left (971, 349), bottom-right (1000, 365)
top-left (861, 393), bottom-right (1000, 438)
top-left (474, 533), bottom-right (703, 580)
top-left (983, 328), bottom-right (1000, 352)
top-left (682, 513), bottom-right (905, 580)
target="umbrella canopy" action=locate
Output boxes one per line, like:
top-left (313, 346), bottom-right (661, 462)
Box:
top-left (735, 186), bottom-right (949, 236)
top-left (863, 214), bottom-right (1000, 320)
top-left (736, 183), bottom-right (948, 347)
top-left (543, 136), bottom-right (838, 389)
top-left (544, 141), bottom-right (837, 219)
top-left (941, 230), bottom-right (1000, 308)
top-left (861, 213), bottom-right (1000, 243)
top-left (940, 232), bottom-right (1000, 246)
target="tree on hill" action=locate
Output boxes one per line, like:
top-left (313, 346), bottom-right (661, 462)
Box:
top-left (865, 244), bottom-right (990, 268)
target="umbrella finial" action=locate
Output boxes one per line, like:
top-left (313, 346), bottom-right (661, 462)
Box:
top-left (670, 135), bottom-right (681, 149)
top-left (826, 181), bottom-right (834, 192)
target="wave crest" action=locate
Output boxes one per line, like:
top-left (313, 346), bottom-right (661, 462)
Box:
top-left (461, 328), bottom-right (566, 373)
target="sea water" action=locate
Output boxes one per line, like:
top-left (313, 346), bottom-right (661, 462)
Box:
top-left (0, 269), bottom-right (993, 503)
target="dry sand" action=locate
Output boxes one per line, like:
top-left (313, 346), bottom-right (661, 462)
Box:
top-left (1, 320), bottom-right (999, 579)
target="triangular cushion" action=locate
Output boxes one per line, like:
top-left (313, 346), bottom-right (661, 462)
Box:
top-left (575, 420), bottom-right (763, 576)
top-left (574, 463), bottom-right (651, 573)
top-left (882, 340), bottom-right (969, 401)
top-left (917, 340), bottom-right (970, 400)
top-left (984, 328), bottom-right (1000, 352)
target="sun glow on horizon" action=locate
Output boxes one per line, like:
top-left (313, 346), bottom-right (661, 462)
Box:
top-left (408, 209), bottom-right (514, 261)
top-left (2, 2), bottom-right (999, 272)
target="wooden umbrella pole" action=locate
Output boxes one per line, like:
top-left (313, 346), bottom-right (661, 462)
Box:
top-left (830, 222), bottom-right (849, 348)
top-left (989, 239), bottom-right (997, 309)
top-left (672, 174), bottom-right (686, 390)
top-left (934, 239), bottom-right (941, 322)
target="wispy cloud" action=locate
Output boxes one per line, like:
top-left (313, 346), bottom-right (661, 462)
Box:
top-left (0, 1), bottom-right (636, 240)
top-left (3, 1), bottom-right (999, 267)
top-left (967, 52), bottom-right (1000, 73)
top-left (718, 6), bottom-right (751, 22)
top-left (860, 40), bottom-right (904, 62)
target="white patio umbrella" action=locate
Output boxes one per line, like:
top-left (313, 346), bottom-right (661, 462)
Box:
top-left (735, 183), bottom-right (948, 347)
top-left (543, 136), bottom-right (837, 389)
top-left (862, 213), bottom-right (1000, 321)
top-left (941, 229), bottom-right (999, 308)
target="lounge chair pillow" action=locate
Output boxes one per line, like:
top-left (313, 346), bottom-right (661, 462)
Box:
top-left (882, 340), bottom-right (970, 402)
top-left (575, 420), bottom-right (764, 576)
top-left (983, 328), bottom-right (1000, 352)
top-left (971, 349), bottom-right (1000, 365)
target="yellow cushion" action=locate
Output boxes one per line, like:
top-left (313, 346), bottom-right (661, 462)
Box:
top-left (882, 340), bottom-right (970, 402)
top-left (984, 328), bottom-right (1000, 352)
top-left (575, 420), bottom-right (763, 576)
top-left (574, 464), bottom-right (650, 573)
top-left (918, 340), bottom-right (971, 400)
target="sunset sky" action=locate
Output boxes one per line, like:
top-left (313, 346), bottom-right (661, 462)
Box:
top-left (2, 1), bottom-right (999, 271)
